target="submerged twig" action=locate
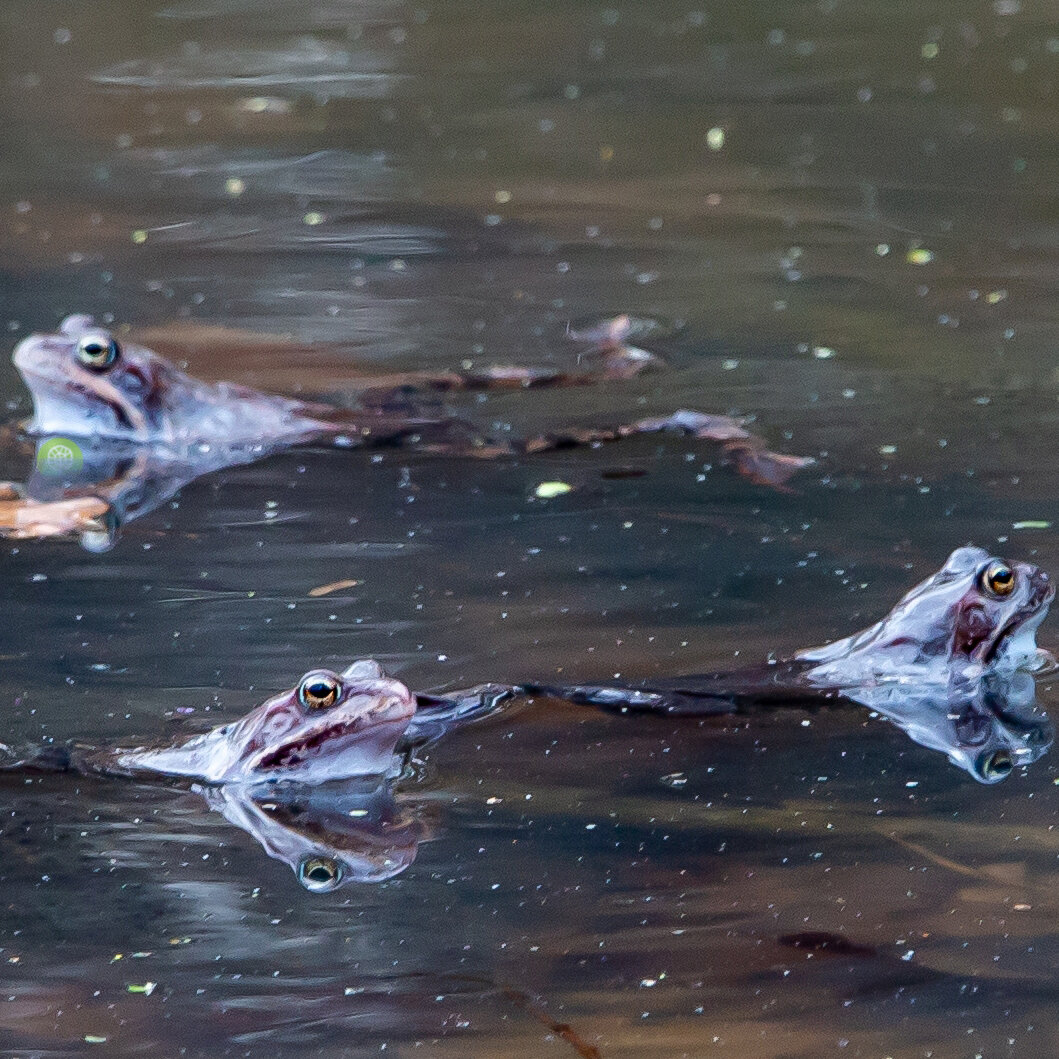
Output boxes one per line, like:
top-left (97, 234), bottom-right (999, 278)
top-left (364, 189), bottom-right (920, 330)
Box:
top-left (882, 831), bottom-right (983, 879)
top-left (494, 983), bottom-right (603, 1059)
top-left (402, 971), bottom-right (604, 1058)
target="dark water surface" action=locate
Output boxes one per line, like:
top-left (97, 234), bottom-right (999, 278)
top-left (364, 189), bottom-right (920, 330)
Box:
top-left (2, 0), bottom-right (1059, 1056)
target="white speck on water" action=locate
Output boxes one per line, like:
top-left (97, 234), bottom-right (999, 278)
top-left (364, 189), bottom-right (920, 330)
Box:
top-left (661, 772), bottom-right (688, 788)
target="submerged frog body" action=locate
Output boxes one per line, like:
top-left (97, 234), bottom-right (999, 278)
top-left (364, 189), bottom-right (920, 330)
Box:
top-left (530, 547), bottom-right (1055, 782)
top-left (11, 314), bottom-right (813, 481)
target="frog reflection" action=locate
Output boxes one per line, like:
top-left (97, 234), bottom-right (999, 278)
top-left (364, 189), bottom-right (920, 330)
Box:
top-left (0, 435), bottom-right (235, 550)
top-left (199, 780), bottom-right (422, 891)
top-left (530, 547), bottom-right (1055, 783)
top-left (905, 671), bottom-right (1053, 784)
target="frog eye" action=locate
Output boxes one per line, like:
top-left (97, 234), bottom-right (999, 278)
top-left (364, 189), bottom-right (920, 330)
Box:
top-left (75, 330), bottom-right (120, 371)
top-left (975, 749), bottom-right (1013, 783)
top-left (297, 670), bottom-right (341, 710)
top-left (80, 508), bottom-right (121, 554)
top-left (980, 560), bottom-right (1017, 597)
top-left (297, 856), bottom-right (344, 892)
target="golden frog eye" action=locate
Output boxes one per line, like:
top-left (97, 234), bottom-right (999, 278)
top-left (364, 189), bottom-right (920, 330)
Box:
top-left (75, 330), bottom-right (120, 371)
top-left (297, 670), bottom-right (341, 710)
top-left (976, 749), bottom-right (1013, 783)
top-left (980, 560), bottom-right (1016, 597)
top-left (297, 856), bottom-right (344, 892)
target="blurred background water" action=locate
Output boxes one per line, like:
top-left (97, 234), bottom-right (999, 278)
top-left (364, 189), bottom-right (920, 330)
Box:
top-left (1, 0), bottom-right (1059, 1055)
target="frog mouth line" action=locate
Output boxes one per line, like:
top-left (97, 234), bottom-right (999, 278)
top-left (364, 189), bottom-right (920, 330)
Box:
top-left (981, 593), bottom-right (1053, 665)
top-left (253, 707), bottom-right (412, 771)
top-left (21, 370), bottom-right (138, 435)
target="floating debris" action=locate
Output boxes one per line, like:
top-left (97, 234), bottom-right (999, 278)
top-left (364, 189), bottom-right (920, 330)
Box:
top-left (236, 96), bottom-right (292, 115)
top-left (534, 481), bottom-right (573, 499)
top-left (308, 578), bottom-right (363, 597)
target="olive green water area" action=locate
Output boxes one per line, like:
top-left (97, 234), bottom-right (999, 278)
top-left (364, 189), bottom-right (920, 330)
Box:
top-left (2, 0), bottom-right (1059, 1055)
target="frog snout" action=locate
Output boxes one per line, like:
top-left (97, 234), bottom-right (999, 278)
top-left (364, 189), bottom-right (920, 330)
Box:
top-left (1028, 568), bottom-right (1054, 607)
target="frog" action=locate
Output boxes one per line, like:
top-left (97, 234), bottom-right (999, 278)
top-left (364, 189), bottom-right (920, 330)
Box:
top-left (1, 658), bottom-right (516, 785)
top-left (526, 547), bottom-right (1055, 782)
top-left (11, 314), bottom-right (813, 484)
top-left (0, 660), bottom-right (515, 892)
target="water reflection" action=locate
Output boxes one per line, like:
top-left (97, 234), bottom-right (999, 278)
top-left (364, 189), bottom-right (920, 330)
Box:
top-left (200, 778), bottom-right (420, 890)
top-left (93, 37), bottom-right (400, 95)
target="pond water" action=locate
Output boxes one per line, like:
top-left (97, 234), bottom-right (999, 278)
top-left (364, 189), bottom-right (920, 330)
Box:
top-left (1, 0), bottom-right (1059, 1055)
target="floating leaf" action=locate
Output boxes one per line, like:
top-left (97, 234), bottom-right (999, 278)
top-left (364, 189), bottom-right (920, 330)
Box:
top-left (534, 481), bottom-right (573, 499)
